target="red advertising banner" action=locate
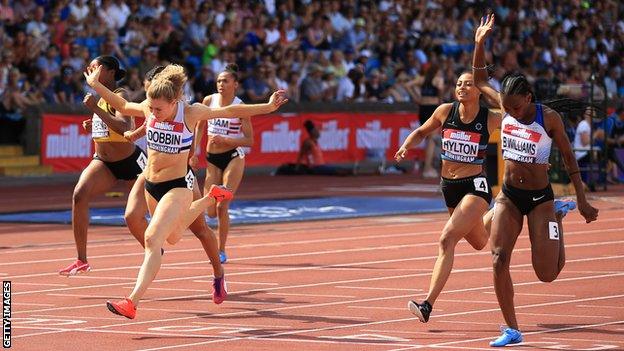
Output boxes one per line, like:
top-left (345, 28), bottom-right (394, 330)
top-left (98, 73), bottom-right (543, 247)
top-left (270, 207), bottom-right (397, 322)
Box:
top-left (41, 114), bottom-right (93, 172)
top-left (41, 112), bottom-right (423, 172)
top-left (245, 112), bottom-right (424, 166)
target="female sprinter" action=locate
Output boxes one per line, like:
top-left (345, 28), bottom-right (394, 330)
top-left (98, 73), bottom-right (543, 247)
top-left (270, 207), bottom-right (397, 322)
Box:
top-left (395, 71), bottom-right (500, 323)
top-left (124, 64), bottom-right (229, 306)
top-left (84, 63), bottom-right (287, 319)
top-left (60, 56), bottom-right (147, 276)
top-left (473, 14), bottom-right (598, 347)
top-left (191, 63), bottom-right (252, 264)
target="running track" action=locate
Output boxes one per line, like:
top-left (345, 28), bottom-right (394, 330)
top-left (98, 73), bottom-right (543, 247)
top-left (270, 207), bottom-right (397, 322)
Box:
top-left (1, 176), bottom-right (624, 350)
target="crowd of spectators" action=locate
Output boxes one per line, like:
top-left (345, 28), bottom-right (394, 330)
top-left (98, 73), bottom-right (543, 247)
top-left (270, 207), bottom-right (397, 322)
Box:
top-left (1, 0), bottom-right (623, 144)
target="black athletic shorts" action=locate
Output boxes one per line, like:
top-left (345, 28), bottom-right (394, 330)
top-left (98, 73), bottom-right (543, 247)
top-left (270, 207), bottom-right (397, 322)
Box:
top-left (94, 145), bottom-right (146, 181)
top-left (206, 147), bottom-right (244, 171)
top-left (440, 174), bottom-right (492, 208)
top-left (501, 182), bottom-right (554, 216)
top-left (145, 169), bottom-right (195, 202)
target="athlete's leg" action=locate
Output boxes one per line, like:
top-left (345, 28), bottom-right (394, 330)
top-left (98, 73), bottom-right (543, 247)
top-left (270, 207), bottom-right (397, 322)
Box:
top-left (187, 183), bottom-right (224, 278)
top-left (124, 174), bottom-right (148, 248)
top-left (71, 159), bottom-right (117, 262)
top-left (127, 188), bottom-right (192, 307)
top-left (424, 195), bottom-right (490, 305)
top-left (482, 206), bottom-right (495, 236)
top-left (203, 162), bottom-right (222, 218)
top-left (527, 200), bottom-right (565, 282)
top-left (490, 193), bottom-right (523, 330)
top-left (217, 157), bottom-right (245, 253)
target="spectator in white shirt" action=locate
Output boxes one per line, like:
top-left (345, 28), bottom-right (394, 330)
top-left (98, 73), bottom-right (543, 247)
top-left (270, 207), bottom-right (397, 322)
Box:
top-left (25, 6), bottom-right (48, 40)
top-left (264, 18), bottom-right (281, 47)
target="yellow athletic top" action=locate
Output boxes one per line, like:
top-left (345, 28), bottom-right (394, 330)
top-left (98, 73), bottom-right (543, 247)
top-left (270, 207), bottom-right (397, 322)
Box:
top-left (91, 88), bottom-right (128, 143)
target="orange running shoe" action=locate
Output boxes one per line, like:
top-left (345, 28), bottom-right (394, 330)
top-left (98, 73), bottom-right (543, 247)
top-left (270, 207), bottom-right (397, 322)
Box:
top-left (209, 185), bottom-right (233, 202)
top-left (59, 259), bottom-right (91, 276)
top-left (213, 275), bottom-right (228, 304)
top-left (106, 297), bottom-right (137, 319)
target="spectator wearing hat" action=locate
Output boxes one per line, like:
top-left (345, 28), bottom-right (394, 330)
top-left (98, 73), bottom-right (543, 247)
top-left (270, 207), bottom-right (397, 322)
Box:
top-left (55, 65), bottom-right (82, 104)
top-left (300, 63), bottom-right (325, 102)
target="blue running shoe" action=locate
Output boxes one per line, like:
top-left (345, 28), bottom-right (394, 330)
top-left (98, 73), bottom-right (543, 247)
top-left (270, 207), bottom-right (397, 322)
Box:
top-left (554, 199), bottom-right (576, 218)
top-left (219, 251), bottom-right (228, 264)
top-left (490, 327), bottom-right (522, 347)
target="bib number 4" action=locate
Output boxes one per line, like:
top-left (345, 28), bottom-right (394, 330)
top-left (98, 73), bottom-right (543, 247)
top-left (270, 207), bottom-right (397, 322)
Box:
top-left (473, 177), bottom-right (488, 193)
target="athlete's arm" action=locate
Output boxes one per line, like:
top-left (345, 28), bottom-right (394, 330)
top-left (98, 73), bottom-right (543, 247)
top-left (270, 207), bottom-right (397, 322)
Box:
top-left (215, 117), bottom-right (254, 148)
top-left (472, 14), bottom-right (501, 108)
top-left (395, 103), bottom-right (451, 161)
top-left (187, 90), bottom-right (288, 124)
top-left (124, 122), bottom-right (146, 142)
top-left (84, 65), bottom-right (146, 117)
top-left (487, 109), bottom-right (503, 134)
top-left (193, 94), bottom-right (213, 153)
top-left (83, 92), bottom-right (132, 134)
top-left (546, 109), bottom-right (598, 223)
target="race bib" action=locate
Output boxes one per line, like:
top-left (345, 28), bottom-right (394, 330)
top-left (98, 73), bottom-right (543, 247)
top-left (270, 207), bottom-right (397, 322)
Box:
top-left (473, 177), bottom-right (488, 193)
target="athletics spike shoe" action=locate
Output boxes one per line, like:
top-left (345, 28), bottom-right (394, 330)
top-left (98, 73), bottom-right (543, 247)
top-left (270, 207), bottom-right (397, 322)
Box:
top-left (408, 300), bottom-right (432, 323)
top-left (106, 297), bottom-right (137, 319)
top-left (209, 185), bottom-right (233, 202)
top-left (212, 275), bottom-right (228, 304)
top-left (490, 326), bottom-right (522, 347)
top-left (59, 259), bottom-right (91, 276)
top-left (554, 199), bottom-right (576, 218)
top-left (219, 250), bottom-right (228, 264)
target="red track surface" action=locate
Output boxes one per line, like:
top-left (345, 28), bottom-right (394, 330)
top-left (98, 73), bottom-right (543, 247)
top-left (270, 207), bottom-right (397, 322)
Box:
top-left (1, 175), bottom-right (623, 350)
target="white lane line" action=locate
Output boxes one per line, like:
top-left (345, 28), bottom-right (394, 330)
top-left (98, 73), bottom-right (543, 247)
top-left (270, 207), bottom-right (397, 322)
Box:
top-left (516, 312), bottom-right (613, 319)
top-left (14, 282), bottom-right (69, 287)
top-left (386, 319), bottom-right (624, 351)
top-left (482, 292), bottom-right (576, 297)
top-left (578, 304), bottom-right (624, 309)
top-left (336, 286), bottom-right (422, 292)
top-left (543, 336), bottom-right (624, 344)
top-left (14, 253), bottom-right (624, 315)
top-left (361, 328), bottom-right (465, 336)
top-left (193, 280), bottom-right (279, 286)
top-left (347, 306), bottom-right (415, 311)
top-left (12, 302), bottom-right (56, 307)
top-left (131, 295), bottom-right (624, 351)
top-left (266, 292), bottom-right (356, 298)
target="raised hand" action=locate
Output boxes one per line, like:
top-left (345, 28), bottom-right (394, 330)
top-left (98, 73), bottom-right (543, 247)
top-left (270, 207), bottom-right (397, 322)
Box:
top-left (268, 90), bottom-right (289, 111)
top-left (83, 65), bottom-right (102, 87)
top-left (475, 13), bottom-right (494, 44)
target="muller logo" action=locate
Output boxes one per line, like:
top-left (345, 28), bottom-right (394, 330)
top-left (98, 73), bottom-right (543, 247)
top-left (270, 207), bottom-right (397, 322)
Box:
top-left (261, 121), bottom-right (301, 153)
top-left (504, 124), bottom-right (541, 142)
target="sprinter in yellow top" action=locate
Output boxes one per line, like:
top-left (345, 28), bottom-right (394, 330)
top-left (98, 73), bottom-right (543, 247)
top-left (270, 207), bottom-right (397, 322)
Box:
top-left (60, 56), bottom-right (149, 276)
